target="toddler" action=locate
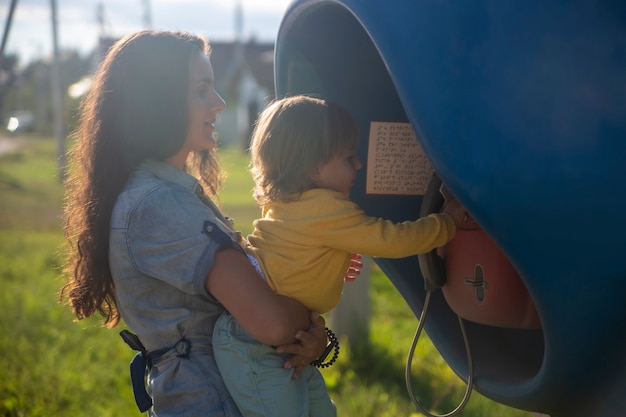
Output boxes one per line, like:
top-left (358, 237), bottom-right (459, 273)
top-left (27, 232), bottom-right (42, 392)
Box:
top-left (213, 95), bottom-right (464, 417)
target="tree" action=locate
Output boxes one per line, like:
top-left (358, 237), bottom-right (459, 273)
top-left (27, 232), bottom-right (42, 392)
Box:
top-left (2, 50), bottom-right (92, 135)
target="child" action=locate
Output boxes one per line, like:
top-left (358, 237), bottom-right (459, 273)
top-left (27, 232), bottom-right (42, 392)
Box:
top-left (213, 95), bottom-right (464, 417)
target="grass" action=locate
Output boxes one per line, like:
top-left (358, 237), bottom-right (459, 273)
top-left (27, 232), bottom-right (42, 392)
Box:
top-left (0, 137), bottom-right (534, 416)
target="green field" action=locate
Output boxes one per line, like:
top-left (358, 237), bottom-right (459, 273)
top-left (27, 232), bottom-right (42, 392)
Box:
top-left (0, 137), bottom-right (533, 416)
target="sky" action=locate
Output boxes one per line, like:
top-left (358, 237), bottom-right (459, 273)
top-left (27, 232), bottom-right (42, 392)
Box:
top-left (1, 0), bottom-right (293, 66)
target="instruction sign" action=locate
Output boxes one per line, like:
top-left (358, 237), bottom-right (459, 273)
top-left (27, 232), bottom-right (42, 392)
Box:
top-left (366, 121), bottom-right (434, 195)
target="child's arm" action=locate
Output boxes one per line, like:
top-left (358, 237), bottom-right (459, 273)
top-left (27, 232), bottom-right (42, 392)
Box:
top-left (326, 210), bottom-right (456, 259)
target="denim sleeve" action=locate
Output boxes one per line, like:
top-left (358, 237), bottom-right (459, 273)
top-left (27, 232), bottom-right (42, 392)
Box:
top-left (126, 185), bottom-right (235, 296)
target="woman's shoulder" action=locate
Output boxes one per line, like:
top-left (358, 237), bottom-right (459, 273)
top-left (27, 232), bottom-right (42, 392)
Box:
top-left (127, 172), bottom-right (192, 203)
top-left (113, 172), bottom-right (204, 226)
top-left (124, 161), bottom-right (200, 204)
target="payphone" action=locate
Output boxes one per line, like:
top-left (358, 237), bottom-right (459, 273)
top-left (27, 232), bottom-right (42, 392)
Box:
top-left (274, 1), bottom-right (626, 416)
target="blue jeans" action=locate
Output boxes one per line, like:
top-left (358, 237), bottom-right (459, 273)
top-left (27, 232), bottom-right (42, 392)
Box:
top-left (213, 311), bottom-right (336, 417)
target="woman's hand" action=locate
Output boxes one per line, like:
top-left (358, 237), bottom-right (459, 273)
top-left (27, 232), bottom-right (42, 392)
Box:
top-left (344, 253), bottom-right (362, 282)
top-left (276, 311), bottom-right (328, 379)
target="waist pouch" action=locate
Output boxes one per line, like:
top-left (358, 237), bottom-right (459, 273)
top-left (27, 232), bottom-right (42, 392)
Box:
top-left (119, 330), bottom-right (191, 412)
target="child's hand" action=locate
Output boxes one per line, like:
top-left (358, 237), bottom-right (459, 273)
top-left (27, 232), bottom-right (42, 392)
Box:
top-left (443, 197), bottom-right (466, 227)
top-left (344, 253), bottom-right (362, 282)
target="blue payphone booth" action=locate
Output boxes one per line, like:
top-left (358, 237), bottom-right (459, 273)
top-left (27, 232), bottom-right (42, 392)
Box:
top-left (274, 1), bottom-right (626, 416)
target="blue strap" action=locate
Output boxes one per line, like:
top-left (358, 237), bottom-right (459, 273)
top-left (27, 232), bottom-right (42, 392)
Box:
top-left (120, 330), bottom-right (155, 412)
top-left (201, 220), bottom-right (245, 254)
top-left (129, 352), bottom-right (153, 412)
top-left (120, 330), bottom-right (191, 413)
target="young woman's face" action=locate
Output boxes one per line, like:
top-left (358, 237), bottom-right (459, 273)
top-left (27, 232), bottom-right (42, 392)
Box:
top-left (178, 51), bottom-right (225, 159)
top-left (312, 147), bottom-right (362, 196)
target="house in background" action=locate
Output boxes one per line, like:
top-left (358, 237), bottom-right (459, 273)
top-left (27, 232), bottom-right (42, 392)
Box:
top-left (211, 39), bottom-right (275, 149)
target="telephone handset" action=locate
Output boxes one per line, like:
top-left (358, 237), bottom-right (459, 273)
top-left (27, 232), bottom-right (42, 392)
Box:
top-left (407, 172), bottom-right (542, 416)
top-left (417, 173), bottom-right (448, 292)
top-left (407, 173), bottom-right (474, 417)
top-left (418, 173), bottom-right (541, 330)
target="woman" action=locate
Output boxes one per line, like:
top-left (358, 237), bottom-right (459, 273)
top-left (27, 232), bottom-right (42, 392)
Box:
top-left (61, 30), bottom-right (327, 416)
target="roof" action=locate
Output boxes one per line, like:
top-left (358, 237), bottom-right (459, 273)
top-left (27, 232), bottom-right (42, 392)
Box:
top-left (210, 39), bottom-right (275, 95)
top-left (94, 36), bottom-right (275, 96)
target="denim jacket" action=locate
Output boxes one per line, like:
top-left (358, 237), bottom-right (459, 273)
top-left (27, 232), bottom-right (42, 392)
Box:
top-left (109, 159), bottom-right (243, 417)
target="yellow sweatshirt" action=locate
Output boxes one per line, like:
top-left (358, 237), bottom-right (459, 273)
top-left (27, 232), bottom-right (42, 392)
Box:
top-left (245, 188), bottom-right (456, 313)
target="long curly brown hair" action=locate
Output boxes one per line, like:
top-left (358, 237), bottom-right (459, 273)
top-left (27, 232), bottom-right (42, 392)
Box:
top-left (60, 30), bottom-right (222, 327)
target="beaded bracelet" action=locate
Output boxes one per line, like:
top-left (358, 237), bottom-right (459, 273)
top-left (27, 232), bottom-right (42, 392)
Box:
top-left (312, 327), bottom-right (339, 368)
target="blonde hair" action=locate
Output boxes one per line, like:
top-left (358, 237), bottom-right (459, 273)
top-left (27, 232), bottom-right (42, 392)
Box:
top-left (249, 95), bottom-right (359, 205)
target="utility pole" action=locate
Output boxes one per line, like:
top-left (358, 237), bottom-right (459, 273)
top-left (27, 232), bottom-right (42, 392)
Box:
top-left (0, 0), bottom-right (18, 69)
top-left (50, 0), bottom-right (65, 180)
top-left (142, 0), bottom-right (152, 29)
top-left (96, 3), bottom-right (108, 37)
top-left (0, 0), bottom-right (19, 121)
